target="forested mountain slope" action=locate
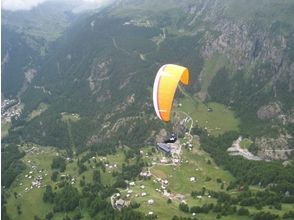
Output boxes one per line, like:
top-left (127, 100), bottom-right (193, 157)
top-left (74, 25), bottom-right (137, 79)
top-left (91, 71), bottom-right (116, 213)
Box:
top-left (4, 0), bottom-right (293, 157)
top-left (2, 1), bottom-right (294, 219)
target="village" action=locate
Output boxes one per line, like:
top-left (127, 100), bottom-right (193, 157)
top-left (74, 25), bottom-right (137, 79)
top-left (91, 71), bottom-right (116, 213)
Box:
top-left (1, 99), bottom-right (22, 123)
top-left (7, 112), bottom-right (235, 219)
top-left (110, 114), bottom-right (201, 214)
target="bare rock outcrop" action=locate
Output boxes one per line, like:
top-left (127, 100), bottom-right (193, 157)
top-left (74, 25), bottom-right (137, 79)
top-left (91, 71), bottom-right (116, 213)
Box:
top-left (255, 135), bottom-right (292, 160)
top-left (257, 102), bottom-right (282, 120)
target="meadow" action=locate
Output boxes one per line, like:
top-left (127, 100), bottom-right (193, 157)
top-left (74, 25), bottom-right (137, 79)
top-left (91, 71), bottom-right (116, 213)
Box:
top-left (6, 139), bottom-right (293, 219)
top-left (175, 96), bottom-right (240, 136)
top-left (1, 121), bottom-right (11, 138)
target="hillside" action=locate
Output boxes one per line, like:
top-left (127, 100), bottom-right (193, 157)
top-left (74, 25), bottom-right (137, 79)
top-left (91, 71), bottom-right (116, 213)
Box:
top-left (2, 0), bottom-right (294, 219)
top-left (5, 0), bottom-right (292, 157)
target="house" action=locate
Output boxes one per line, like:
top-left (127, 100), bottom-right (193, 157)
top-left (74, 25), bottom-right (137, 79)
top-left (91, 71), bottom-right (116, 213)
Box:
top-left (115, 199), bottom-right (126, 209)
top-left (148, 199), bottom-right (154, 205)
top-left (157, 143), bottom-right (171, 154)
top-left (140, 171), bottom-right (148, 177)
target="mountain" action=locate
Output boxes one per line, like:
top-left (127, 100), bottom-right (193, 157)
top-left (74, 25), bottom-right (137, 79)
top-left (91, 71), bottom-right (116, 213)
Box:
top-left (4, 0), bottom-right (293, 157)
top-left (1, 0), bottom-right (93, 98)
top-left (2, 1), bottom-right (294, 219)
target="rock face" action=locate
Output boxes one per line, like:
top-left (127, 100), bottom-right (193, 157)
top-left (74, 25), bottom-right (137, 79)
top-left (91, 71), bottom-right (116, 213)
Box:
top-left (184, 0), bottom-right (294, 99)
top-left (257, 102), bottom-right (282, 120)
top-left (5, 0), bottom-right (294, 152)
top-left (88, 58), bottom-right (112, 93)
top-left (255, 135), bottom-right (292, 160)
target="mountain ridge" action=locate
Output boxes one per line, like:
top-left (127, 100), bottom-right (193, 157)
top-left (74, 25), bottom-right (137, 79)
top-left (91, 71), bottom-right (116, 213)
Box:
top-left (2, 0), bottom-right (294, 157)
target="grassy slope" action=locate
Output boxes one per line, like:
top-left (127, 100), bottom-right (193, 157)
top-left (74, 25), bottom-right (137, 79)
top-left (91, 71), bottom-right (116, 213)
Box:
top-left (239, 138), bottom-right (253, 149)
top-left (6, 145), bottom-right (126, 220)
top-left (27, 103), bottom-right (49, 121)
top-left (6, 145), bottom-right (57, 220)
top-left (175, 96), bottom-right (240, 136)
top-left (1, 122), bottom-right (11, 139)
top-left (197, 54), bottom-right (228, 101)
top-left (61, 113), bottom-right (80, 151)
top-left (6, 142), bottom-right (293, 219)
top-left (118, 140), bottom-right (236, 219)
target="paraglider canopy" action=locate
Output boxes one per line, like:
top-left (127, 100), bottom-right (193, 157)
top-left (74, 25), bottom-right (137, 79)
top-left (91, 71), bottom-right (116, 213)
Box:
top-left (153, 64), bottom-right (189, 122)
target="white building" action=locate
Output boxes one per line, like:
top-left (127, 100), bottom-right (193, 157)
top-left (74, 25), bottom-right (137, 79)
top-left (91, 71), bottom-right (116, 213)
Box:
top-left (147, 199), bottom-right (154, 205)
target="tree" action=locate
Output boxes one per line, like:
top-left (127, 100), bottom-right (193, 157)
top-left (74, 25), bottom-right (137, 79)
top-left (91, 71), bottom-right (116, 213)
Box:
top-left (43, 185), bottom-right (55, 203)
top-left (54, 185), bottom-right (80, 212)
top-left (17, 205), bottom-right (22, 215)
top-left (89, 197), bottom-right (108, 217)
top-left (34, 216), bottom-right (41, 220)
top-left (253, 212), bottom-right (278, 220)
top-left (45, 212), bottom-right (54, 220)
top-left (237, 207), bottom-right (250, 216)
top-left (283, 211), bottom-right (294, 219)
top-left (51, 156), bottom-right (66, 172)
top-left (93, 170), bottom-right (101, 184)
top-left (179, 203), bottom-right (189, 213)
top-left (51, 171), bottom-right (58, 182)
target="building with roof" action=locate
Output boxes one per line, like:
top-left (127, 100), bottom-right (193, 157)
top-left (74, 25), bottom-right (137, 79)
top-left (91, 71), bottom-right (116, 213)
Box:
top-left (115, 199), bottom-right (126, 209)
top-left (157, 143), bottom-right (171, 154)
top-left (164, 133), bottom-right (177, 143)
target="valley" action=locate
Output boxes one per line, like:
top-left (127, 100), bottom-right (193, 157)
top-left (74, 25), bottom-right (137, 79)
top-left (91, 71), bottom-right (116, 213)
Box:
top-left (5, 130), bottom-right (294, 219)
top-left (2, 0), bottom-right (294, 219)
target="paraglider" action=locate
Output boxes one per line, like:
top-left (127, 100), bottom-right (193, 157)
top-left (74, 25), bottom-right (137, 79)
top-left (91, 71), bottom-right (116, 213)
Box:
top-left (153, 64), bottom-right (190, 122)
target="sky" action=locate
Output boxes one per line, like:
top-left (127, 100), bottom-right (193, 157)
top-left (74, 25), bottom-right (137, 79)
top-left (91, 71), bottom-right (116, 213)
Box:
top-left (1, 0), bottom-right (112, 11)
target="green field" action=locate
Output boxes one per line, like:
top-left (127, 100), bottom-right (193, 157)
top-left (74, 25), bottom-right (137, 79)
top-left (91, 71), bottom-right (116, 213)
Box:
top-left (240, 138), bottom-right (253, 149)
top-left (6, 145), bottom-right (58, 220)
top-left (1, 121), bottom-right (11, 138)
top-left (61, 112), bottom-right (80, 122)
top-left (197, 54), bottom-right (228, 101)
top-left (6, 141), bottom-right (293, 219)
top-left (27, 103), bottom-right (49, 121)
top-left (175, 96), bottom-right (240, 136)
top-left (117, 140), bottom-right (236, 219)
top-left (6, 145), bottom-right (127, 220)
top-left (60, 112), bottom-right (81, 151)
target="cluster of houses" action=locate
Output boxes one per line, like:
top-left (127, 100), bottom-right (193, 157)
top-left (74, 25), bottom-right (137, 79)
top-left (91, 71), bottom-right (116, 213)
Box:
top-left (153, 177), bottom-right (169, 193)
top-left (1, 99), bottom-right (17, 111)
top-left (139, 170), bottom-right (152, 179)
top-left (23, 164), bottom-right (47, 192)
top-left (110, 133), bottom-right (199, 214)
top-left (112, 193), bottom-right (129, 210)
top-left (1, 99), bottom-right (22, 123)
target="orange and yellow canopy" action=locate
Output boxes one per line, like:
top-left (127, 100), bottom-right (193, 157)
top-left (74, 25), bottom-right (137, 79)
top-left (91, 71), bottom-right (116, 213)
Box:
top-left (153, 64), bottom-right (189, 122)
